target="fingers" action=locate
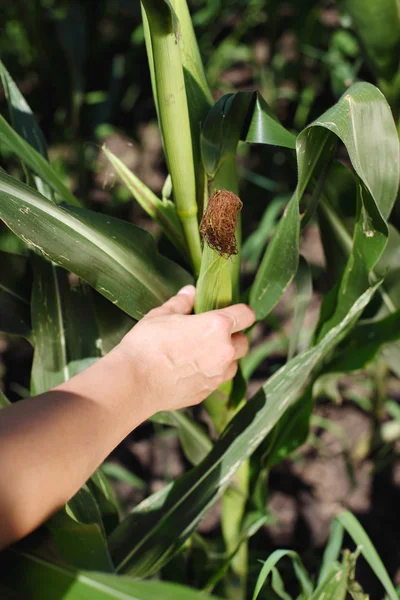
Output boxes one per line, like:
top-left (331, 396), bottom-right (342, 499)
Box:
top-left (214, 304), bottom-right (256, 333)
top-left (147, 285), bottom-right (196, 318)
top-left (195, 303), bottom-right (256, 335)
top-left (231, 332), bottom-right (249, 360)
top-left (223, 360), bottom-right (238, 382)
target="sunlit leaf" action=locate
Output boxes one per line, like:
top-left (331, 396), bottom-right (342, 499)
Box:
top-left (1, 551), bottom-right (223, 599)
top-left (108, 285), bottom-right (378, 576)
top-left (0, 170), bottom-right (192, 320)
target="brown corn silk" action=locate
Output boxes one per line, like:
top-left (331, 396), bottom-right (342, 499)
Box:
top-left (200, 190), bottom-right (243, 258)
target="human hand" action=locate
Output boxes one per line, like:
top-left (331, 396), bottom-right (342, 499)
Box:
top-left (117, 285), bottom-right (255, 416)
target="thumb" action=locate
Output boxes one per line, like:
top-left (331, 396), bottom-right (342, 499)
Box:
top-left (147, 285), bottom-right (196, 318)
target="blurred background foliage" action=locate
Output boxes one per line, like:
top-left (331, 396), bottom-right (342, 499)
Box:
top-left (0, 0), bottom-right (374, 220)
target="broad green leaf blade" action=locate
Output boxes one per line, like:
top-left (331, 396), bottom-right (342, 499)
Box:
top-left (321, 309), bottom-right (400, 374)
top-left (30, 256), bottom-right (101, 394)
top-left (102, 147), bottom-right (187, 258)
top-left (201, 92), bottom-right (254, 179)
top-left (310, 82), bottom-right (399, 221)
top-left (108, 284), bottom-right (378, 577)
top-left (49, 512), bottom-right (114, 572)
top-left (0, 170), bottom-right (192, 320)
top-left (288, 257), bottom-right (313, 360)
top-left (336, 511), bottom-right (398, 600)
top-left (252, 550), bottom-right (313, 600)
top-left (88, 470), bottom-right (120, 536)
top-left (253, 82), bottom-right (399, 325)
top-left (93, 292), bottom-right (134, 355)
top-left (250, 193), bottom-right (300, 321)
top-left (0, 250), bottom-right (31, 336)
top-left (0, 59), bottom-right (48, 159)
top-left (249, 111), bottom-right (337, 322)
top-left (1, 551), bottom-right (223, 600)
top-left (244, 92), bottom-right (297, 149)
top-left (310, 562), bottom-right (348, 600)
top-left (0, 115), bottom-right (81, 207)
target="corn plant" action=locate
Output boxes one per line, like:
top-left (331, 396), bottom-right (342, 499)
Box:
top-left (0, 0), bottom-right (400, 598)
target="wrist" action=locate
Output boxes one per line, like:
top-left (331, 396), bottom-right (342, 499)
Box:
top-left (110, 343), bottom-right (154, 425)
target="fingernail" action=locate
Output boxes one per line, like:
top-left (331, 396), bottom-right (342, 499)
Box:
top-left (178, 284), bottom-right (196, 296)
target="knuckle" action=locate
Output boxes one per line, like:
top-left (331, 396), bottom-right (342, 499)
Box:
top-left (221, 343), bottom-right (235, 363)
top-left (210, 313), bottom-right (231, 332)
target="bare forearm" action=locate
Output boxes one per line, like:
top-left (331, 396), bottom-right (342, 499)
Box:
top-left (0, 287), bottom-right (255, 550)
top-left (0, 347), bottom-right (146, 549)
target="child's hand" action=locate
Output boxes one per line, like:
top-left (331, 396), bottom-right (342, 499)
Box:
top-left (117, 285), bottom-right (255, 416)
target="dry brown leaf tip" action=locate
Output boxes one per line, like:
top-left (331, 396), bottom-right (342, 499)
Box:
top-left (200, 190), bottom-right (243, 258)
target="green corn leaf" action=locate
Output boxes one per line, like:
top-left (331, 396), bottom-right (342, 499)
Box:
top-left (30, 256), bottom-right (101, 394)
top-left (0, 59), bottom-right (48, 159)
top-left (108, 284), bottom-right (378, 577)
top-left (92, 292), bottom-right (134, 355)
top-left (87, 470), bottom-right (120, 536)
top-left (102, 146), bottom-right (187, 258)
top-left (336, 511), bottom-right (398, 600)
top-left (250, 191), bottom-right (301, 321)
top-left (0, 115), bottom-right (81, 208)
top-left (318, 519), bottom-right (345, 584)
top-left (321, 309), bottom-right (400, 374)
top-left (250, 118), bottom-right (337, 322)
top-left (252, 82), bottom-right (399, 323)
top-left (252, 550), bottom-right (313, 600)
top-left (1, 551), bottom-right (224, 600)
top-left (318, 169), bottom-right (399, 318)
top-left (48, 492), bottom-right (114, 572)
top-left (0, 170), bottom-right (192, 320)
top-left (288, 257), bottom-right (313, 360)
top-left (0, 250), bottom-right (31, 337)
top-left (244, 91), bottom-right (297, 149)
top-left (310, 562), bottom-right (348, 600)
